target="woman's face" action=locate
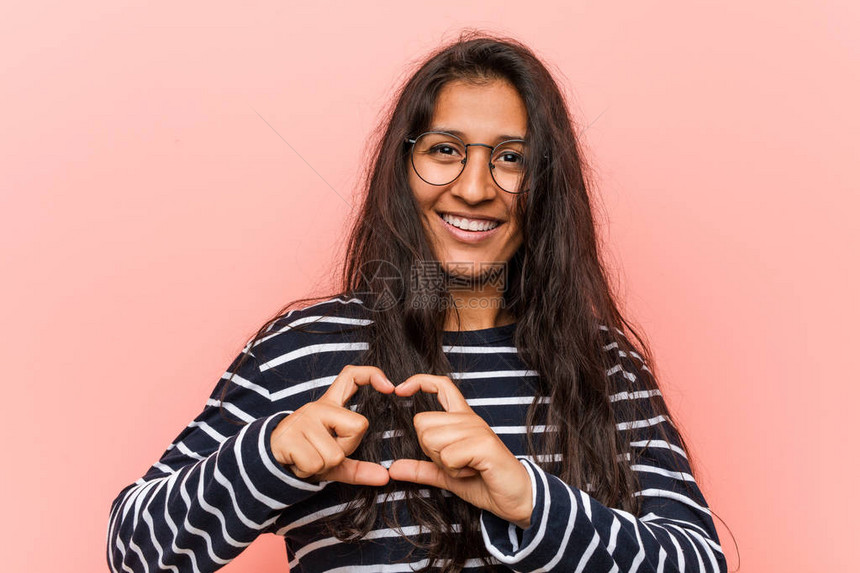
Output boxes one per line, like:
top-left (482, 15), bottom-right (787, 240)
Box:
top-left (408, 79), bottom-right (527, 280)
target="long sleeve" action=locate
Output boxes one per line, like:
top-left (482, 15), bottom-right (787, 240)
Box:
top-left (106, 344), bottom-right (327, 573)
top-left (479, 347), bottom-right (726, 572)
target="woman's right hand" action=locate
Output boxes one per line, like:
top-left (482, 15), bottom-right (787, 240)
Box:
top-left (269, 365), bottom-right (393, 486)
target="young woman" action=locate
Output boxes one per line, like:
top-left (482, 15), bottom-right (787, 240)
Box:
top-left (107, 33), bottom-right (727, 572)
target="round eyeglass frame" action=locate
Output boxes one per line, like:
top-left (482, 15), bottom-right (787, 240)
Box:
top-left (404, 131), bottom-right (530, 194)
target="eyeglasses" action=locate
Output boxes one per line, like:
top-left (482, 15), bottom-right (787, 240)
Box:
top-left (404, 131), bottom-right (529, 194)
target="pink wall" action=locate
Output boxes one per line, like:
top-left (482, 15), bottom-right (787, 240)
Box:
top-left (2, 2), bottom-right (857, 571)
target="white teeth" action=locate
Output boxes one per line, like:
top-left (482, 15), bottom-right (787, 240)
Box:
top-left (441, 213), bottom-right (500, 232)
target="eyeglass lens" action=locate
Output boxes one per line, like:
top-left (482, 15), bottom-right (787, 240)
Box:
top-left (411, 132), bottom-right (527, 193)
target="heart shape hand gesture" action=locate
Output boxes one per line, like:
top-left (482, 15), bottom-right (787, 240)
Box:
top-left (389, 374), bottom-right (534, 528)
top-left (270, 365), bottom-right (534, 528)
top-left (270, 365), bottom-right (394, 486)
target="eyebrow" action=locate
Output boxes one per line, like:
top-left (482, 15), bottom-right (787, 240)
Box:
top-left (429, 127), bottom-right (526, 143)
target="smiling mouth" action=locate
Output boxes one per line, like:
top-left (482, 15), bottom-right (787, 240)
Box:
top-left (437, 212), bottom-right (502, 232)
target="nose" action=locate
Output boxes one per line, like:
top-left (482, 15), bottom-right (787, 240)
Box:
top-left (449, 144), bottom-right (498, 204)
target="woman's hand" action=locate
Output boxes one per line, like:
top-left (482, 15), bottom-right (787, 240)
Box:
top-left (270, 365), bottom-right (393, 486)
top-left (388, 374), bottom-right (534, 529)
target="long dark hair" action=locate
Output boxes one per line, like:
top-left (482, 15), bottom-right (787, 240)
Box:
top-left (227, 30), bottom-right (701, 572)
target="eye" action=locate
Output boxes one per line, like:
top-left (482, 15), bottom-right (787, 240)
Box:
top-left (493, 142), bottom-right (526, 168)
top-left (496, 151), bottom-right (523, 164)
top-left (429, 143), bottom-right (462, 157)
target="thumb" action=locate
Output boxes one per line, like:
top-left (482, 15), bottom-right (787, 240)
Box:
top-left (321, 458), bottom-right (390, 486)
top-left (388, 459), bottom-right (466, 490)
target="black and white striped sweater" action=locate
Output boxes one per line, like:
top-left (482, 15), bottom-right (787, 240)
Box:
top-left (107, 297), bottom-right (726, 572)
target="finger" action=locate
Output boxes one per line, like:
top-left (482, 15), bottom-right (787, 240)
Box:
top-left (313, 403), bottom-right (370, 455)
top-left (412, 413), bottom-right (467, 464)
top-left (412, 411), bottom-right (476, 434)
top-left (410, 441), bottom-right (478, 478)
top-left (320, 365), bottom-right (395, 407)
top-left (414, 416), bottom-right (481, 456)
top-left (437, 436), bottom-right (489, 477)
top-left (393, 374), bottom-right (471, 413)
top-left (285, 439), bottom-right (327, 479)
top-left (415, 431), bottom-right (484, 479)
top-left (321, 458), bottom-right (390, 486)
top-left (451, 467), bottom-right (478, 477)
top-left (415, 425), bottom-right (441, 465)
top-left (388, 459), bottom-right (452, 490)
top-left (302, 425), bottom-right (346, 471)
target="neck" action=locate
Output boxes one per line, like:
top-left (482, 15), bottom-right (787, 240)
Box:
top-left (442, 284), bottom-right (513, 331)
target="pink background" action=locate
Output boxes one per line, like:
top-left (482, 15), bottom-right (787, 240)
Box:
top-left (2, 1), bottom-right (857, 571)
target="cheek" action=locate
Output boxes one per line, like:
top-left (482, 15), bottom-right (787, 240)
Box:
top-left (407, 171), bottom-right (424, 205)
top-left (408, 178), bottom-right (439, 215)
top-left (509, 199), bottom-right (527, 233)
top-left (407, 179), bottom-right (436, 238)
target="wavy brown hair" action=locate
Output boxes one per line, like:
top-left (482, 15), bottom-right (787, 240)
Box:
top-left (227, 30), bottom-right (704, 572)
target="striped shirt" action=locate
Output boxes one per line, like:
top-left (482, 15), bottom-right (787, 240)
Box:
top-left (107, 296), bottom-right (726, 572)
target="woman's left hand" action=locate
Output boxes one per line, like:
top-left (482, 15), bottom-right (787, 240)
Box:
top-left (388, 374), bottom-right (534, 529)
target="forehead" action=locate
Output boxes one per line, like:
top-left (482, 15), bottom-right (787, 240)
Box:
top-left (430, 79), bottom-right (528, 141)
